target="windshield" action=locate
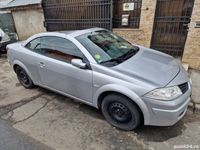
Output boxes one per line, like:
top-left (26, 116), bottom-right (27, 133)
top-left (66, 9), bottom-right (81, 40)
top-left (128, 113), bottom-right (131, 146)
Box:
top-left (76, 30), bottom-right (139, 66)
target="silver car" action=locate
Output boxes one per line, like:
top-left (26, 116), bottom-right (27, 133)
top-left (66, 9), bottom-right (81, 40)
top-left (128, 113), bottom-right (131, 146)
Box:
top-left (7, 28), bottom-right (192, 131)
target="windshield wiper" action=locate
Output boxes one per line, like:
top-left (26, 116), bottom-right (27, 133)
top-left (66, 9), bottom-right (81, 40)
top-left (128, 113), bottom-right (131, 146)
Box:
top-left (100, 47), bottom-right (139, 65)
top-left (120, 49), bottom-right (135, 60)
top-left (100, 58), bottom-right (119, 65)
top-left (115, 47), bottom-right (139, 62)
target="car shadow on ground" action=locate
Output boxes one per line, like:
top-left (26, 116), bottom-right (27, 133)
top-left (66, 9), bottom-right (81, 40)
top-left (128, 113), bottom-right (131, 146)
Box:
top-left (135, 122), bottom-right (186, 142)
top-left (78, 101), bottom-right (192, 143)
top-left (35, 86), bottom-right (104, 120)
top-left (135, 109), bottom-right (200, 142)
top-left (23, 86), bottom-right (200, 143)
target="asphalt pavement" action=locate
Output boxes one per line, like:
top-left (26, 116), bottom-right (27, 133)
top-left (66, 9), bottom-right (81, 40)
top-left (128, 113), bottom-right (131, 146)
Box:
top-left (0, 57), bottom-right (200, 150)
top-left (0, 119), bottom-right (51, 150)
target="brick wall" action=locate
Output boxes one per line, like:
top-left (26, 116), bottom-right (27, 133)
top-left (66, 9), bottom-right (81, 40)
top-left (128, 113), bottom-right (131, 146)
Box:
top-left (182, 0), bottom-right (200, 70)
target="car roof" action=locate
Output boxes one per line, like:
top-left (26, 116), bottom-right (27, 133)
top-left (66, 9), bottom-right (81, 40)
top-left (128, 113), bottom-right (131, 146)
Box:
top-left (67, 27), bottom-right (106, 37)
top-left (38, 28), bottom-right (106, 37)
top-left (22, 28), bottom-right (107, 47)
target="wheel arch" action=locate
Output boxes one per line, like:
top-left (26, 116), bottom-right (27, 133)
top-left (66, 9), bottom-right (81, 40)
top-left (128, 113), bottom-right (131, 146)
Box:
top-left (94, 84), bottom-right (150, 125)
top-left (13, 60), bottom-right (34, 82)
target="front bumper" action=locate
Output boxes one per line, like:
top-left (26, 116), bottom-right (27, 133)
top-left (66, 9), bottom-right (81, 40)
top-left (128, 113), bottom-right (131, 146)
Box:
top-left (142, 82), bottom-right (192, 126)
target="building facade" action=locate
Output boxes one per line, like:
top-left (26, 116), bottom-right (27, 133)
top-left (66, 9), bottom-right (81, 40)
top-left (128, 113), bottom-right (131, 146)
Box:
top-left (0, 0), bottom-right (46, 40)
top-left (1, 0), bottom-right (200, 70)
top-left (183, 0), bottom-right (200, 70)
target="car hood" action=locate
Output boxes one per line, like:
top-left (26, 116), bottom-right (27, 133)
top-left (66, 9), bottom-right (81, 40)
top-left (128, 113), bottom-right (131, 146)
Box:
top-left (113, 46), bottom-right (180, 87)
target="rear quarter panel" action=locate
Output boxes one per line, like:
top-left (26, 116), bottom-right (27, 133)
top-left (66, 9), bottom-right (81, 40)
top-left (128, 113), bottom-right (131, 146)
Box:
top-left (7, 42), bottom-right (41, 84)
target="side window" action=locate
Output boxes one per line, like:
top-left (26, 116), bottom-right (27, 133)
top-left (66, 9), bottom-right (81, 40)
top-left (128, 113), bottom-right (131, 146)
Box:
top-left (25, 38), bottom-right (41, 52)
top-left (40, 36), bottom-right (83, 63)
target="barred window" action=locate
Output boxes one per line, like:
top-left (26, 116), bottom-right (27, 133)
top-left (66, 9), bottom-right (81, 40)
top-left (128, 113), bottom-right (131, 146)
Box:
top-left (113, 0), bottom-right (142, 29)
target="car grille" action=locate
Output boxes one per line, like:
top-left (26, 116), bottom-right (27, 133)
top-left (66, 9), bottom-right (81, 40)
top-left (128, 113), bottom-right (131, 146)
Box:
top-left (178, 82), bottom-right (189, 94)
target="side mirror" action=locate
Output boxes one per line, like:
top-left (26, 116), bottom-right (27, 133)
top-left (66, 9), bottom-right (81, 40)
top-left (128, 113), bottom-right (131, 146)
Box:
top-left (71, 59), bottom-right (87, 69)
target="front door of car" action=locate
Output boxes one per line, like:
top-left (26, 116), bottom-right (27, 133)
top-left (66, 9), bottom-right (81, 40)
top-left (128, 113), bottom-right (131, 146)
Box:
top-left (37, 36), bottom-right (93, 103)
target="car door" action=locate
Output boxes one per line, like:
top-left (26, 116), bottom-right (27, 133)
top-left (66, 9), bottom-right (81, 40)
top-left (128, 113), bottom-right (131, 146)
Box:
top-left (37, 36), bottom-right (93, 103)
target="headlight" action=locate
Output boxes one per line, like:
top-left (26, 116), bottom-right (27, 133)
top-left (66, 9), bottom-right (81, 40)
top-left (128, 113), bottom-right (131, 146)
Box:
top-left (144, 86), bottom-right (182, 101)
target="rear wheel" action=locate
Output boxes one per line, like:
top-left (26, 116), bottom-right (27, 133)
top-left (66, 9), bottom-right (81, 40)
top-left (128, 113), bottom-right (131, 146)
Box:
top-left (101, 94), bottom-right (142, 131)
top-left (16, 66), bottom-right (34, 89)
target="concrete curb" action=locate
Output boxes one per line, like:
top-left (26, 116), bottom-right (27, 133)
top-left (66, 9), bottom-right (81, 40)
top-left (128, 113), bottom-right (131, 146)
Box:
top-left (193, 103), bottom-right (200, 111)
top-left (188, 69), bottom-right (200, 112)
top-left (189, 102), bottom-right (200, 111)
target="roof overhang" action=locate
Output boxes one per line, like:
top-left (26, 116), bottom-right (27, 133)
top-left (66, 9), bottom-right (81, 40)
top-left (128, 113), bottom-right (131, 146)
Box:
top-left (0, 0), bottom-right (42, 11)
top-left (1, 4), bottom-right (42, 11)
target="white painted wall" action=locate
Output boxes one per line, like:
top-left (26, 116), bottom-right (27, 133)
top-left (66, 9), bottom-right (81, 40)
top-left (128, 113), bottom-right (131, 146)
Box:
top-left (12, 9), bottom-right (46, 40)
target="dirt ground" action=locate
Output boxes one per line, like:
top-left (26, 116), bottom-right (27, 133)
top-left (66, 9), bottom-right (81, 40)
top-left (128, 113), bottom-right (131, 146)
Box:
top-left (0, 57), bottom-right (200, 150)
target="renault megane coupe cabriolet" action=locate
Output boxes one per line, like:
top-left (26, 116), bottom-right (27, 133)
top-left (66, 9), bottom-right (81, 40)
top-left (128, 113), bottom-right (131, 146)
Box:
top-left (7, 28), bottom-right (192, 130)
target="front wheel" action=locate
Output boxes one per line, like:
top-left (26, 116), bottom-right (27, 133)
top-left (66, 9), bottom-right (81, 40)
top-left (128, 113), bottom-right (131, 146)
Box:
top-left (16, 66), bottom-right (34, 89)
top-left (101, 94), bottom-right (142, 131)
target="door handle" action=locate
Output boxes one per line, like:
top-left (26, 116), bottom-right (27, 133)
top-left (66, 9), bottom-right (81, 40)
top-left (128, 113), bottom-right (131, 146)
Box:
top-left (39, 62), bottom-right (46, 68)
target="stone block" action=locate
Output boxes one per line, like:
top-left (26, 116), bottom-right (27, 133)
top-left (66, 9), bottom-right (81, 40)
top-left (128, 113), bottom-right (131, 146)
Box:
top-left (190, 70), bottom-right (200, 104)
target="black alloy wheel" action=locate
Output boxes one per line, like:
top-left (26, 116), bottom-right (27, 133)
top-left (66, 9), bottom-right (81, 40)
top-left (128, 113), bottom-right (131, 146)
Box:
top-left (108, 102), bottom-right (132, 123)
top-left (101, 94), bottom-right (142, 131)
top-left (16, 66), bottom-right (34, 89)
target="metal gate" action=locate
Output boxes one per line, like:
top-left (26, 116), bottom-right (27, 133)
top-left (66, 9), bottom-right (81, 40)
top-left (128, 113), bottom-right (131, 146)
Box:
top-left (42, 0), bottom-right (113, 31)
top-left (151, 0), bottom-right (195, 57)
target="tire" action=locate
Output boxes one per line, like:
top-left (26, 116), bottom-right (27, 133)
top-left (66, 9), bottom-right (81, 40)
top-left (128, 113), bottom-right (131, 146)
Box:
top-left (101, 94), bottom-right (142, 131)
top-left (16, 66), bottom-right (34, 89)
